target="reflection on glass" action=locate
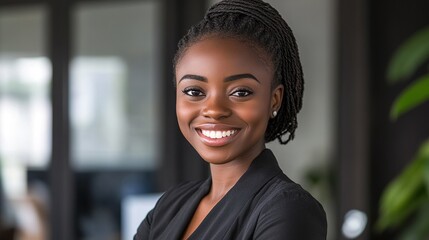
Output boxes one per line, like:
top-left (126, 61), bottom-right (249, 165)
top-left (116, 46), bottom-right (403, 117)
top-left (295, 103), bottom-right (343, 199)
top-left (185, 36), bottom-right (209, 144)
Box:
top-left (71, 1), bottom-right (160, 170)
top-left (71, 57), bottom-right (128, 166)
top-left (0, 57), bottom-right (51, 168)
top-left (0, 6), bottom-right (50, 240)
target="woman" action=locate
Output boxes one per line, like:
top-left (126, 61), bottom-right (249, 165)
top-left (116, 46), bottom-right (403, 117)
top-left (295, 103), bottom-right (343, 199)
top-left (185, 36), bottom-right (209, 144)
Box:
top-left (135, 0), bottom-right (327, 239)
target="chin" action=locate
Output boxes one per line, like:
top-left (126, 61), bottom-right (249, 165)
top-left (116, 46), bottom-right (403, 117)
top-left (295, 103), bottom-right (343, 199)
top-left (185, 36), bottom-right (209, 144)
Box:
top-left (195, 146), bottom-right (235, 165)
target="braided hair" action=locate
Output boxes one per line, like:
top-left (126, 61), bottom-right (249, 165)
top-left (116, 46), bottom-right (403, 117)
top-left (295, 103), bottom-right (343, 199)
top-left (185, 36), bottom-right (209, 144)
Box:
top-left (173, 0), bottom-right (304, 145)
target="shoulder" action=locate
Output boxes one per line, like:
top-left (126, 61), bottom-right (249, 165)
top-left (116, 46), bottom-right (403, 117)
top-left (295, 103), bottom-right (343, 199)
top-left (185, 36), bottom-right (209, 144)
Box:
top-left (254, 175), bottom-right (327, 239)
top-left (263, 175), bottom-right (323, 206)
top-left (161, 180), bottom-right (204, 198)
top-left (134, 180), bottom-right (206, 239)
top-left (155, 180), bottom-right (205, 210)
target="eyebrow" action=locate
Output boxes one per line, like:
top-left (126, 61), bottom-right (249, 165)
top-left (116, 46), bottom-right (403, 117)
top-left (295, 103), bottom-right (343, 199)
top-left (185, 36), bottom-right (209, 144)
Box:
top-left (225, 73), bottom-right (260, 83)
top-left (179, 73), bottom-right (260, 84)
top-left (179, 74), bottom-right (207, 82)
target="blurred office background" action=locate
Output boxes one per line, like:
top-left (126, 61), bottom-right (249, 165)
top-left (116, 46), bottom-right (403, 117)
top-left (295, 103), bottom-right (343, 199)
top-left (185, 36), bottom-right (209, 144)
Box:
top-left (0, 0), bottom-right (428, 239)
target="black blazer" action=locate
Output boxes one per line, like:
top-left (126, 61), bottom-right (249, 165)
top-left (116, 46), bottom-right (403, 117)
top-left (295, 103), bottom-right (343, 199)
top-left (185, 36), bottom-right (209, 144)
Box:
top-left (134, 149), bottom-right (327, 240)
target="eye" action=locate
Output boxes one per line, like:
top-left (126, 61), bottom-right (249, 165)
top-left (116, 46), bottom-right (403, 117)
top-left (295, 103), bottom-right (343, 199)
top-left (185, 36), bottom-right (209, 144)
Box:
top-left (182, 87), bottom-right (205, 97)
top-left (230, 88), bottom-right (253, 97)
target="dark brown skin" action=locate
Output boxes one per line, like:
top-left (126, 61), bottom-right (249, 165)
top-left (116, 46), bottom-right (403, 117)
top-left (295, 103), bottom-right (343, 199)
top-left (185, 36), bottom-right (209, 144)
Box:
top-left (175, 37), bottom-right (284, 239)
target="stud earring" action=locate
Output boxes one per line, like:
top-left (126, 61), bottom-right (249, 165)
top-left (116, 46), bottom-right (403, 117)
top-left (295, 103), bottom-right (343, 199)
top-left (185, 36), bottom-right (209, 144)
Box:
top-left (272, 110), bottom-right (278, 118)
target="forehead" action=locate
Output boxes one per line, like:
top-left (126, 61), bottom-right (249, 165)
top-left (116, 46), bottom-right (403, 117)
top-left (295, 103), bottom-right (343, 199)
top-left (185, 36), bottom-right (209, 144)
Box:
top-left (176, 36), bottom-right (273, 79)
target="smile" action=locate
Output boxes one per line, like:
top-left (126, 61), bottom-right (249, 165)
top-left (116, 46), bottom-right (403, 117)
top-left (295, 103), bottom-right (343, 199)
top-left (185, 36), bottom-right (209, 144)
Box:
top-left (201, 129), bottom-right (238, 139)
top-left (195, 127), bottom-right (241, 147)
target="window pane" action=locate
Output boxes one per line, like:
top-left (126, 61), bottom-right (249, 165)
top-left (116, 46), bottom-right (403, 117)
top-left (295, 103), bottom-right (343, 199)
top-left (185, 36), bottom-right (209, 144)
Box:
top-left (71, 1), bottom-right (161, 170)
top-left (0, 6), bottom-right (50, 240)
top-left (71, 1), bottom-right (161, 239)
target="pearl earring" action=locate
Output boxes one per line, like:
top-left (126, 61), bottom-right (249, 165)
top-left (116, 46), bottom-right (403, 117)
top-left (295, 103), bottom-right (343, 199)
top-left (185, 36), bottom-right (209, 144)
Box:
top-left (272, 110), bottom-right (278, 118)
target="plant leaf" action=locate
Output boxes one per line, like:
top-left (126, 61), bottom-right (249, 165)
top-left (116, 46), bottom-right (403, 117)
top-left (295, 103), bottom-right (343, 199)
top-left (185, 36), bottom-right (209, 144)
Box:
top-left (421, 140), bottom-right (429, 194)
top-left (376, 139), bottom-right (429, 232)
top-left (390, 74), bottom-right (429, 120)
top-left (377, 191), bottom-right (427, 232)
top-left (376, 154), bottom-right (426, 231)
top-left (387, 26), bottom-right (429, 83)
top-left (399, 203), bottom-right (429, 240)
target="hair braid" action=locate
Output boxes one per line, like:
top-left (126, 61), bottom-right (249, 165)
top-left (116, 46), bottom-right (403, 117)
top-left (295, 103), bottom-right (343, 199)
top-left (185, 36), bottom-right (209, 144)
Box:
top-left (174, 0), bottom-right (304, 145)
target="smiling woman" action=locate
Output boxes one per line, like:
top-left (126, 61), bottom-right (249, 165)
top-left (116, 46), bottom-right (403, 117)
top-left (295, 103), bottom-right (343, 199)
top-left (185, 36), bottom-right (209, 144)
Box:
top-left (134, 0), bottom-right (327, 239)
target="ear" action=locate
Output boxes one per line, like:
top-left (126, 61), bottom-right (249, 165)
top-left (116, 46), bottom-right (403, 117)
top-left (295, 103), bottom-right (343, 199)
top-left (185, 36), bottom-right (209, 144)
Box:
top-left (271, 84), bottom-right (284, 114)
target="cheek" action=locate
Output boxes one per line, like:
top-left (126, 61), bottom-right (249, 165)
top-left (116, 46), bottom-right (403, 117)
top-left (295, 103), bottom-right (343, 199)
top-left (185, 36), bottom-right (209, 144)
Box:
top-left (235, 99), bottom-right (271, 131)
top-left (176, 95), bottom-right (197, 133)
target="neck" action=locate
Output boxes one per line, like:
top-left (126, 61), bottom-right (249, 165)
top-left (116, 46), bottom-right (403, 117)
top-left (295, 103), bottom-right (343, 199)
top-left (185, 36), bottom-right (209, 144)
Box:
top-left (207, 147), bottom-right (265, 201)
top-left (208, 162), bottom-right (248, 200)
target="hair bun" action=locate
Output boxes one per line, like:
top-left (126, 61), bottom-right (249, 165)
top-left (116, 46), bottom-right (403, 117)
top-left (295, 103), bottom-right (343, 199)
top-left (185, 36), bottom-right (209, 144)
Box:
top-left (206, 0), bottom-right (282, 28)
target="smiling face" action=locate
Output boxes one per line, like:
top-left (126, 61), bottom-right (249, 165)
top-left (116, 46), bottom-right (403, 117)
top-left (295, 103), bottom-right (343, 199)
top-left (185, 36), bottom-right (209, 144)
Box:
top-left (175, 36), bottom-right (283, 165)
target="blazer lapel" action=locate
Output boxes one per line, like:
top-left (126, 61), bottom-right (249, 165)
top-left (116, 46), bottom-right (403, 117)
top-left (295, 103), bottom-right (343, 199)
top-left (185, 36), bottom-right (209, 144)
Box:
top-left (158, 179), bottom-right (211, 240)
top-left (189, 149), bottom-right (282, 239)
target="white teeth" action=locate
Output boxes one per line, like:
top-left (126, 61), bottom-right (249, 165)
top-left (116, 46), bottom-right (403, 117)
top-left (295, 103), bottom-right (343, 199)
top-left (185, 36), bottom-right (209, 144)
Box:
top-left (215, 131), bottom-right (222, 138)
top-left (210, 131), bottom-right (216, 138)
top-left (201, 130), bottom-right (237, 139)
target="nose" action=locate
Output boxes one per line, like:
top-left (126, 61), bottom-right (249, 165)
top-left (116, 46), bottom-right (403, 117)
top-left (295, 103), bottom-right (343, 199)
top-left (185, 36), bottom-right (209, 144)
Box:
top-left (201, 93), bottom-right (232, 120)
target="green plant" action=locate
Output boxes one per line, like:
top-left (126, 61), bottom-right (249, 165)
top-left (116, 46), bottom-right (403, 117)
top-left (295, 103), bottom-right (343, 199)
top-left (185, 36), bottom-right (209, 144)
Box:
top-left (376, 26), bottom-right (429, 240)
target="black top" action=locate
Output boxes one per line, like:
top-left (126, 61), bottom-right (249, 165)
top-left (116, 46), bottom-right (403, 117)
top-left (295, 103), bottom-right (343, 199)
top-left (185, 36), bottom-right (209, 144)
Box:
top-left (134, 149), bottom-right (327, 240)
